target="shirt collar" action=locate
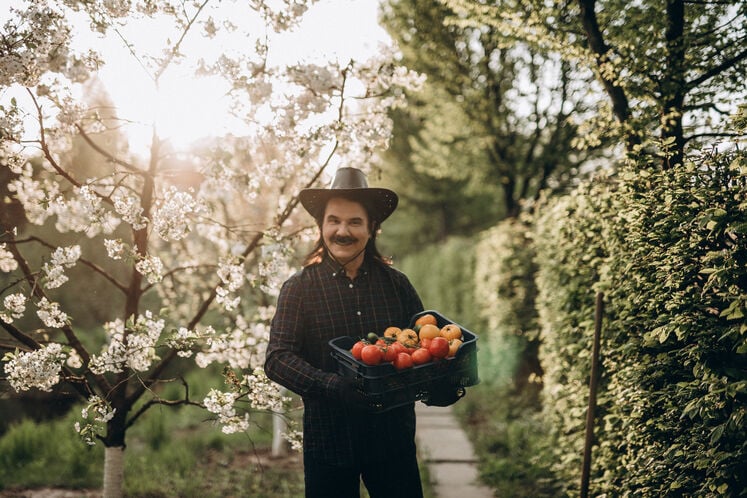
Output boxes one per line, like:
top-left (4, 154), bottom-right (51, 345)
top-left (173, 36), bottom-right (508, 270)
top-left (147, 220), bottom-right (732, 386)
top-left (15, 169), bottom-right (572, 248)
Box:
top-left (321, 253), bottom-right (370, 279)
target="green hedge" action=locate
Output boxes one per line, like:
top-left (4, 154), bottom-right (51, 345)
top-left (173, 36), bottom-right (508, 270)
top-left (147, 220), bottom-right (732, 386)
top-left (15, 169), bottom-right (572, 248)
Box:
top-left (473, 218), bottom-right (540, 386)
top-left (530, 150), bottom-right (747, 496)
top-left (532, 173), bottom-right (619, 495)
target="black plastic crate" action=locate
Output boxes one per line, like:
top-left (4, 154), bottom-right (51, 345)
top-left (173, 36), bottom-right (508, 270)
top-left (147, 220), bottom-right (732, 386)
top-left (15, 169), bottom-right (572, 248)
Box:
top-left (329, 310), bottom-right (479, 412)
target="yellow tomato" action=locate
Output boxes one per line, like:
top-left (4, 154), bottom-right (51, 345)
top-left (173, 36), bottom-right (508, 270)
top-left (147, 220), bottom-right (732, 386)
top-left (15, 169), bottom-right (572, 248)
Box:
top-left (418, 323), bottom-right (440, 341)
top-left (415, 313), bottom-right (438, 327)
top-left (440, 323), bottom-right (462, 341)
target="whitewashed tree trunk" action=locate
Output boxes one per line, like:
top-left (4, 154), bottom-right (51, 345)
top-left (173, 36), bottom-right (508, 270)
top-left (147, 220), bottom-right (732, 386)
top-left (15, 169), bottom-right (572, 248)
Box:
top-left (103, 446), bottom-right (125, 498)
top-left (271, 387), bottom-right (288, 458)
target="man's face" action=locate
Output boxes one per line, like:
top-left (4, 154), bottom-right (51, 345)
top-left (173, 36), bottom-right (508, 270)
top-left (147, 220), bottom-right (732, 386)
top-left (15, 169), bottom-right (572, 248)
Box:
top-left (322, 197), bottom-right (371, 265)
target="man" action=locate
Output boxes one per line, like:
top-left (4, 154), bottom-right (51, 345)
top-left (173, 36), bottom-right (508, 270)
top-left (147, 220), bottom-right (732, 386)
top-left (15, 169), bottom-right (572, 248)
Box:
top-left (264, 167), bottom-right (458, 498)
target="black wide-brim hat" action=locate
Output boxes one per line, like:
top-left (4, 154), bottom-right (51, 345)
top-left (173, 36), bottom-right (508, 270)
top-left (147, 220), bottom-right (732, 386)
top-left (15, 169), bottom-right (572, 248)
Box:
top-left (299, 167), bottom-right (399, 223)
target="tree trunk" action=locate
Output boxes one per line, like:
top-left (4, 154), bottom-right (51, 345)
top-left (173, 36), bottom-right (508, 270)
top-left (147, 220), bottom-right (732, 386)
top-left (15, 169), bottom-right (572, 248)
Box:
top-left (103, 446), bottom-right (125, 498)
top-left (271, 388), bottom-right (288, 458)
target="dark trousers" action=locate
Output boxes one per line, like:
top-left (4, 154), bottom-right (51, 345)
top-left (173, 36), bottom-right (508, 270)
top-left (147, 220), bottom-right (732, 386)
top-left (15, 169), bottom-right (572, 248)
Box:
top-left (304, 451), bottom-right (424, 498)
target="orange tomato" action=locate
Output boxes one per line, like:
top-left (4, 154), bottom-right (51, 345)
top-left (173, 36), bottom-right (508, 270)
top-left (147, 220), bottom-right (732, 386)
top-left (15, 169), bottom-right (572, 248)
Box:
top-left (383, 326), bottom-right (401, 339)
top-left (415, 313), bottom-right (438, 327)
top-left (396, 328), bottom-right (419, 348)
top-left (418, 323), bottom-right (440, 341)
top-left (447, 338), bottom-right (463, 357)
top-left (440, 323), bottom-right (462, 341)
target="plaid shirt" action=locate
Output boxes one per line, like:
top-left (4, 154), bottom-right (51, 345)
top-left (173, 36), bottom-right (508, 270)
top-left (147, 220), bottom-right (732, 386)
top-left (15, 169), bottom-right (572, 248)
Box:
top-left (264, 254), bottom-right (424, 466)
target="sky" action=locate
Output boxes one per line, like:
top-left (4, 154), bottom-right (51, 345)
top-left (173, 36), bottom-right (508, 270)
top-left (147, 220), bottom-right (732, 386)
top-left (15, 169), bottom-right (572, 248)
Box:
top-left (1, 0), bottom-right (393, 155)
top-left (89, 0), bottom-right (393, 154)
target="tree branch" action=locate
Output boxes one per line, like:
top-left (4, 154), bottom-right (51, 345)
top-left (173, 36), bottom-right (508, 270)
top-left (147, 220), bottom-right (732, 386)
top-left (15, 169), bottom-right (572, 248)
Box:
top-left (12, 235), bottom-right (129, 294)
top-left (577, 0), bottom-right (631, 124)
top-left (687, 47), bottom-right (747, 89)
top-left (74, 124), bottom-right (143, 175)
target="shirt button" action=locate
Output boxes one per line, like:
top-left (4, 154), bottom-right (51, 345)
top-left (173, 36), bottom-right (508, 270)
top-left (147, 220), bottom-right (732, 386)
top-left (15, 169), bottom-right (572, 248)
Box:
top-left (349, 283), bottom-right (354, 289)
top-left (332, 272), bottom-right (336, 277)
top-left (356, 311), bottom-right (361, 316)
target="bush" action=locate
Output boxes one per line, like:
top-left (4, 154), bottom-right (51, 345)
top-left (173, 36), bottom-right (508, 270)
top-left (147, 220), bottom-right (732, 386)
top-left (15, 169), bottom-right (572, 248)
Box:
top-left (532, 172), bottom-right (619, 496)
top-left (474, 217), bottom-right (541, 386)
top-left (0, 410), bottom-right (104, 489)
top-left (531, 149), bottom-right (747, 496)
top-left (597, 153), bottom-right (747, 496)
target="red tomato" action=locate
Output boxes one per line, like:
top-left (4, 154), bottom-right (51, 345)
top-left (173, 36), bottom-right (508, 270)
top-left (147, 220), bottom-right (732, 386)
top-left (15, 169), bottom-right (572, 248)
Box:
top-left (393, 352), bottom-right (414, 370)
top-left (428, 336), bottom-right (449, 359)
top-left (361, 344), bottom-right (383, 365)
top-left (411, 347), bottom-right (432, 365)
top-left (388, 341), bottom-right (407, 356)
top-left (382, 345), bottom-right (398, 363)
top-left (419, 337), bottom-right (432, 350)
top-left (351, 340), bottom-right (365, 360)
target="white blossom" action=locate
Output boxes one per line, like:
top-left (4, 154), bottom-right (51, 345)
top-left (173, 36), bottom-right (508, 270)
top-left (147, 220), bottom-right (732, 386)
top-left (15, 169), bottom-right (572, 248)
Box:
top-left (195, 319), bottom-right (268, 370)
top-left (166, 327), bottom-right (198, 357)
top-left (215, 286), bottom-right (241, 311)
top-left (75, 395), bottom-right (117, 446)
top-left (135, 255), bottom-right (164, 284)
top-left (4, 343), bottom-right (67, 392)
top-left (217, 261), bottom-right (245, 292)
top-left (36, 298), bottom-right (68, 328)
top-left (151, 187), bottom-right (204, 241)
top-left (104, 239), bottom-right (127, 260)
top-left (50, 186), bottom-right (119, 236)
top-left (243, 367), bottom-right (289, 411)
top-left (0, 244), bottom-right (18, 272)
top-left (7, 166), bottom-right (58, 225)
top-left (66, 348), bottom-right (83, 369)
top-left (112, 190), bottom-right (147, 230)
top-left (42, 245), bottom-right (81, 289)
top-left (203, 388), bottom-right (249, 434)
top-left (1, 293), bottom-right (27, 323)
top-left (89, 311), bottom-right (165, 374)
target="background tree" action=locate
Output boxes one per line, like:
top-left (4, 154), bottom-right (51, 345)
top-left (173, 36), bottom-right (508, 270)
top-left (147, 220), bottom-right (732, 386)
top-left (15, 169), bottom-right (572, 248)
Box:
top-left (446, 0), bottom-right (747, 168)
top-left (0, 1), bottom-right (421, 496)
top-left (377, 0), bottom-right (604, 251)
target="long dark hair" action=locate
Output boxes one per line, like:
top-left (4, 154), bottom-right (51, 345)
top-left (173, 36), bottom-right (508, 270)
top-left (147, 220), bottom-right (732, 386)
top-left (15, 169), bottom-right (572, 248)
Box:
top-left (302, 195), bottom-right (392, 267)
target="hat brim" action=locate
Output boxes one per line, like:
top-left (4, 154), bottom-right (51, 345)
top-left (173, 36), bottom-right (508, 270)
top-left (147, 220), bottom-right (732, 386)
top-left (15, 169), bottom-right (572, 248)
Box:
top-left (299, 187), bottom-right (398, 223)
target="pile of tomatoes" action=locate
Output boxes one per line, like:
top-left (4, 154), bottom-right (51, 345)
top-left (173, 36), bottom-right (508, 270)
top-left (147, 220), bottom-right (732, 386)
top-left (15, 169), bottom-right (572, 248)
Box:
top-left (349, 313), bottom-right (464, 369)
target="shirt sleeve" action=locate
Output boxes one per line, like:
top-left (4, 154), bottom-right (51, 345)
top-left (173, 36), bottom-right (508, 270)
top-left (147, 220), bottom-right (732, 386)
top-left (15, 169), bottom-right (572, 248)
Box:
top-left (264, 274), bottom-right (343, 400)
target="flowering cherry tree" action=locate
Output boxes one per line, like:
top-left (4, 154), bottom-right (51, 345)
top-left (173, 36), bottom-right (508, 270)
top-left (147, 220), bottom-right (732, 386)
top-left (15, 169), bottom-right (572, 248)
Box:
top-left (0, 1), bottom-right (422, 496)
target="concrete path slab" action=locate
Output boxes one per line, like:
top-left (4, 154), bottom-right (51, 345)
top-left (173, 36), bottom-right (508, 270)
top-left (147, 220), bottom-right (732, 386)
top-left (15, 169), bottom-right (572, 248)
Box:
top-left (416, 403), bottom-right (494, 498)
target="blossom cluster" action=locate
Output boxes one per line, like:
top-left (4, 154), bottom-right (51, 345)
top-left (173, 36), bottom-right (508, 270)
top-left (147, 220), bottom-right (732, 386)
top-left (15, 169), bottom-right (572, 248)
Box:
top-left (165, 327), bottom-right (200, 357)
top-left (36, 298), bottom-right (68, 328)
top-left (135, 255), bottom-right (164, 284)
top-left (195, 320), bottom-right (268, 371)
top-left (74, 395), bottom-right (117, 446)
top-left (3, 343), bottom-right (67, 392)
top-left (152, 187), bottom-right (206, 241)
top-left (203, 388), bottom-right (250, 434)
top-left (1, 293), bottom-right (27, 323)
top-left (216, 260), bottom-right (246, 311)
top-left (89, 311), bottom-right (165, 374)
top-left (42, 245), bottom-right (81, 289)
top-left (0, 243), bottom-right (18, 272)
top-left (242, 367), bottom-right (290, 412)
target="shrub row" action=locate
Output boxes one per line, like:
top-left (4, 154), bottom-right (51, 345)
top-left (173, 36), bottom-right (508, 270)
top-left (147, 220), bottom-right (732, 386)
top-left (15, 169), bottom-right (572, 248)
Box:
top-left (525, 150), bottom-right (745, 496)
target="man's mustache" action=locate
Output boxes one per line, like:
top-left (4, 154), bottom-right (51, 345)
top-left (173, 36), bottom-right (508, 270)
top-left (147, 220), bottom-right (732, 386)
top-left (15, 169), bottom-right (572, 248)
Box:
top-left (332, 236), bottom-right (357, 245)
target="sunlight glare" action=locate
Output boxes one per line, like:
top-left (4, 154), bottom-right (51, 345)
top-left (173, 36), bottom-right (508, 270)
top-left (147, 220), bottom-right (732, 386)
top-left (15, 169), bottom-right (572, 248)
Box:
top-left (92, 0), bottom-right (391, 156)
